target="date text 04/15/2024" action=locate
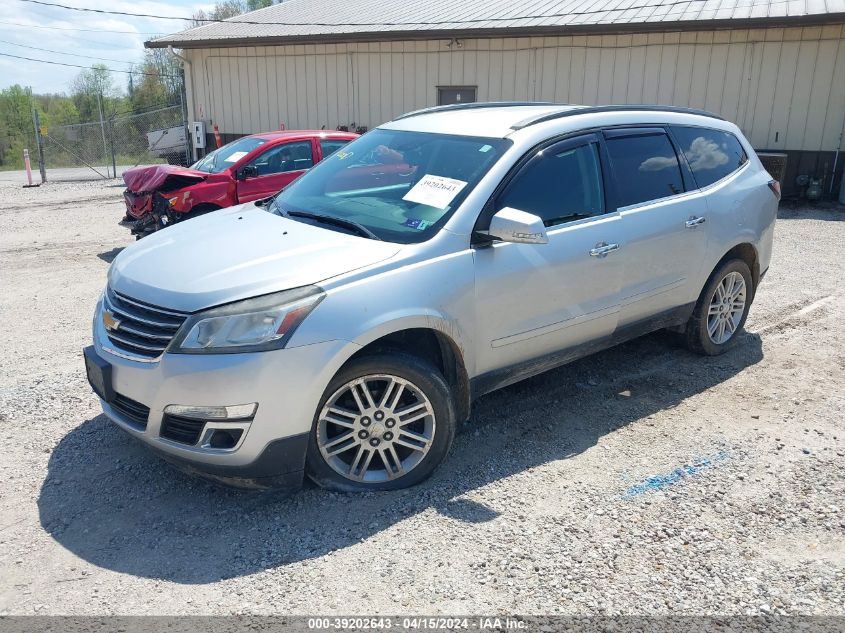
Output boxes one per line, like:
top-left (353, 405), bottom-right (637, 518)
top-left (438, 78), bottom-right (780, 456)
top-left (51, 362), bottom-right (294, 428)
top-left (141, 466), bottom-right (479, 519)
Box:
top-left (307, 617), bottom-right (527, 630)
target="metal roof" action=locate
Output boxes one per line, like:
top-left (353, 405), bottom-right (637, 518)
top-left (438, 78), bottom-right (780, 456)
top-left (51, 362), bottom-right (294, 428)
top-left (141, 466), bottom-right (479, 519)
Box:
top-left (148, 0), bottom-right (845, 48)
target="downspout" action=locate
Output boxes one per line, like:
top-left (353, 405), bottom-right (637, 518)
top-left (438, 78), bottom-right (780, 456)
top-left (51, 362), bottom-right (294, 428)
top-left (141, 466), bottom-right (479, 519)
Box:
top-left (168, 46), bottom-right (197, 163)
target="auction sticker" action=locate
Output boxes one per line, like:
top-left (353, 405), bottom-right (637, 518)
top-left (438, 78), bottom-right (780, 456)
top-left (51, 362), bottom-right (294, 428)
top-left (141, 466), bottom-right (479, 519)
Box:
top-left (402, 174), bottom-right (467, 209)
top-left (223, 151), bottom-right (249, 163)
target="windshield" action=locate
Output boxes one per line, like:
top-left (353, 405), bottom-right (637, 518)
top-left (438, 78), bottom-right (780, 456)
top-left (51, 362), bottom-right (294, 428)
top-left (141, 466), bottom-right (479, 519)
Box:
top-left (191, 136), bottom-right (267, 173)
top-left (269, 129), bottom-right (510, 243)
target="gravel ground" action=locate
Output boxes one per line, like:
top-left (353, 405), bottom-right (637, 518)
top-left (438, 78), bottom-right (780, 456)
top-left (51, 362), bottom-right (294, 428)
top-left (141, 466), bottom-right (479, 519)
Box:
top-left (0, 180), bottom-right (843, 616)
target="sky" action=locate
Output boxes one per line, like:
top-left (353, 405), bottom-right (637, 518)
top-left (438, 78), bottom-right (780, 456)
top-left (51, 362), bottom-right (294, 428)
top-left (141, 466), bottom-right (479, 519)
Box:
top-left (0, 0), bottom-right (211, 94)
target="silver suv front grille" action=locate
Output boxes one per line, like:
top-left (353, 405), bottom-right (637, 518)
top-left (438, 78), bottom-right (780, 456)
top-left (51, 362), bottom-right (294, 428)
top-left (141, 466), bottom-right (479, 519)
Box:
top-left (103, 288), bottom-right (189, 360)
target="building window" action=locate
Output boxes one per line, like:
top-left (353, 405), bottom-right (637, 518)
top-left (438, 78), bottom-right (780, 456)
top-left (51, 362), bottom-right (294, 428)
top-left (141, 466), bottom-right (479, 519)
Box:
top-left (437, 86), bottom-right (477, 106)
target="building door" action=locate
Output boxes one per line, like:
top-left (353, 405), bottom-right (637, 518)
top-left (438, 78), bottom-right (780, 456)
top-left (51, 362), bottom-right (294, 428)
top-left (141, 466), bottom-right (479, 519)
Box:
top-left (437, 86), bottom-right (477, 106)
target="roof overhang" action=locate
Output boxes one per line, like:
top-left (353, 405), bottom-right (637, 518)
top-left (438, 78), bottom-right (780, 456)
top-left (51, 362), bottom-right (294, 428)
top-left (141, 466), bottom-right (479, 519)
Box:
top-left (146, 13), bottom-right (845, 49)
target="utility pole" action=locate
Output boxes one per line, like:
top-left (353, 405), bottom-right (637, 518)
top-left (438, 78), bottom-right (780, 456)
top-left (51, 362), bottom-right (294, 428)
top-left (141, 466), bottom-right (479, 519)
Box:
top-left (96, 91), bottom-right (110, 178)
top-left (31, 108), bottom-right (47, 183)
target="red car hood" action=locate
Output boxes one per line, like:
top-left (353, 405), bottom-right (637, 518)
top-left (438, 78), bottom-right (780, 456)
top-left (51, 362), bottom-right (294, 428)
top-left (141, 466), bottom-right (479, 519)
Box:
top-left (123, 164), bottom-right (208, 193)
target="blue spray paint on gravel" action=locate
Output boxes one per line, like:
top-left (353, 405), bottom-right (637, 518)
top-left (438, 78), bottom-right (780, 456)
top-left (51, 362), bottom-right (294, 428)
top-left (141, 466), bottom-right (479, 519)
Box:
top-left (624, 450), bottom-right (729, 497)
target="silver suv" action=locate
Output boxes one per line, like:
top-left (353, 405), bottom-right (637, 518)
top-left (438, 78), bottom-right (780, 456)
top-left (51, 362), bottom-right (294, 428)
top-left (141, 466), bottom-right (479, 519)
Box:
top-left (84, 103), bottom-right (779, 492)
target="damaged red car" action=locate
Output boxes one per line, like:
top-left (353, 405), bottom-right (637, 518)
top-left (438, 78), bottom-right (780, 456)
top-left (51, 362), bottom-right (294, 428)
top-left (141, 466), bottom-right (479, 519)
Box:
top-left (120, 130), bottom-right (358, 238)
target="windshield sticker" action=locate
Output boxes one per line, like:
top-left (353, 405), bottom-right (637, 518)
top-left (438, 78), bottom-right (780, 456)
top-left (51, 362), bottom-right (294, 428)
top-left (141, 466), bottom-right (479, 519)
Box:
top-left (335, 150), bottom-right (352, 160)
top-left (402, 218), bottom-right (431, 230)
top-left (479, 144), bottom-right (493, 152)
top-left (222, 151), bottom-right (249, 163)
top-left (402, 175), bottom-right (468, 209)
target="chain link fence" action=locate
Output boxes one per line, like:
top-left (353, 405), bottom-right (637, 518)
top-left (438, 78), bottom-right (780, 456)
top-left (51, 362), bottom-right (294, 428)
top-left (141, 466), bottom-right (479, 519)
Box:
top-left (42, 105), bottom-right (189, 180)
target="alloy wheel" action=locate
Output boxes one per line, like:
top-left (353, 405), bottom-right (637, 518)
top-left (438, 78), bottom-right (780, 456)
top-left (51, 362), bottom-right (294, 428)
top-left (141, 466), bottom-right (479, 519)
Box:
top-left (706, 271), bottom-right (746, 345)
top-left (316, 374), bottom-right (436, 483)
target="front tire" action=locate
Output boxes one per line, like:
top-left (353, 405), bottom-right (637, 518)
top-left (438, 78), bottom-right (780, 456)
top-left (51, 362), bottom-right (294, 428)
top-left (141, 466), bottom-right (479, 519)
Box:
top-left (305, 353), bottom-right (456, 492)
top-left (684, 258), bottom-right (753, 355)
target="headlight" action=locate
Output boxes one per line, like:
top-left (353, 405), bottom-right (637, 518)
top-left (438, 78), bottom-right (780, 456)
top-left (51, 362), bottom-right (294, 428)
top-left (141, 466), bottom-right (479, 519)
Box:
top-left (169, 286), bottom-right (324, 354)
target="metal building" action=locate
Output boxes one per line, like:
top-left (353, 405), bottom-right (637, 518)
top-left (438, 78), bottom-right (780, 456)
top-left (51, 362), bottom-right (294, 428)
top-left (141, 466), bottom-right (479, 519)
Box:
top-left (148, 0), bottom-right (845, 196)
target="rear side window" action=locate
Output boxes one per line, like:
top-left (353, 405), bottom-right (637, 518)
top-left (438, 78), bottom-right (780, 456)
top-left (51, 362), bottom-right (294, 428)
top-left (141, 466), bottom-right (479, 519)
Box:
top-left (498, 141), bottom-right (605, 227)
top-left (605, 132), bottom-right (684, 207)
top-left (671, 126), bottom-right (748, 188)
top-left (320, 139), bottom-right (350, 158)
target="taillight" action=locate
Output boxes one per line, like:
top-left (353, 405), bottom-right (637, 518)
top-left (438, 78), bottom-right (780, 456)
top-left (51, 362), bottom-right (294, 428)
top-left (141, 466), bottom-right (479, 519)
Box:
top-left (768, 179), bottom-right (781, 201)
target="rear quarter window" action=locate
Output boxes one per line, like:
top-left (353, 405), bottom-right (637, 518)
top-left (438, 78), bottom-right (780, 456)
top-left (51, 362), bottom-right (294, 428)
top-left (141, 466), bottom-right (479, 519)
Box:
top-left (671, 126), bottom-right (748, 188)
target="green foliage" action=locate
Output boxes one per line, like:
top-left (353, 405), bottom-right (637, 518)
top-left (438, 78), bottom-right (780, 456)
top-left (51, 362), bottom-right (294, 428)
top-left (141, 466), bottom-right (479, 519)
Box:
top-left (128, 49), bottom-right (182, 112)
top-left (246, 0), bottom-right (274, 10)
top-left (0, 49), bottom-right (186, 170)
top-left (0, 85), bottom-right (36, 169)
top-left (190, 0), bottom-right (278, 26)
top-left (69, 63), bottom-right (121, 122)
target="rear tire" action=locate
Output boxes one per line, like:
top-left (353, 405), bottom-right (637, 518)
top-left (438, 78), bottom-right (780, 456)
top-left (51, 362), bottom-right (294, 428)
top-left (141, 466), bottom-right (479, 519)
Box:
top-left (305, 353), bottom-right (456, 492)
top-left (684, 258), bottom-right (753, 356)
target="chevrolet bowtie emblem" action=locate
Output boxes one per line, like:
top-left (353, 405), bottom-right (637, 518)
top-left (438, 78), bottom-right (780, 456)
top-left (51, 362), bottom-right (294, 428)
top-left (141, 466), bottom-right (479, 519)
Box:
top-left (102, 311), bottom-right (121, 331)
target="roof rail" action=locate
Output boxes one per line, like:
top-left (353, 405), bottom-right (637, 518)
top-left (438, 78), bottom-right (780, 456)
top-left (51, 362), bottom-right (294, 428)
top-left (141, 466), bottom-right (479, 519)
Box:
top-left (393, 101), bottom-right (559, 121)
top-left (510, 104), bottom-right (725, 130)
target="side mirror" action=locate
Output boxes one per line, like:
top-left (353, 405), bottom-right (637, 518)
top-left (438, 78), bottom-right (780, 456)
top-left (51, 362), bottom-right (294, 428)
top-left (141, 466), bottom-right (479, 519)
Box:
top-left (237, 165), bottom-right (258, 180)
top-left (486, 207), bottom-right (549, 244)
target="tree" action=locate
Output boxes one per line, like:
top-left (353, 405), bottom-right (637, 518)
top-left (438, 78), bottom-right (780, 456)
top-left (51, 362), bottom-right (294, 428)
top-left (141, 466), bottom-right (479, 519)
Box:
top-left (128, 49), bottom-right (182, 112)
top-left (0, 85), bottom-right (35, 168)
top-left (38, 94), bottom-right (79, 128)
top-left (246, 0), bottom-right (275, 10)
top-left (70, 64), bottom-right (119, 121)
top-left (190, 0), bottom-right (277, 27)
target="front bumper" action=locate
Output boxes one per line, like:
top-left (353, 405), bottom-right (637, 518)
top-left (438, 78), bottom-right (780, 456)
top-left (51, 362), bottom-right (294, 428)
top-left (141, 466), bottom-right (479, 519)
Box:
top-left (141, 430), bottom-right (310, 490)
top-left (90, 301), bottom-right (359, 490)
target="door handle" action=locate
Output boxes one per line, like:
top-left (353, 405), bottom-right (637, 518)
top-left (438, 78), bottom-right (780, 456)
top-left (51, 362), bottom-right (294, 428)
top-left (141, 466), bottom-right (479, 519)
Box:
top-left (589, 242), bottom-right (620, 257)
top-left (685, 216), bottom-right (706, 228)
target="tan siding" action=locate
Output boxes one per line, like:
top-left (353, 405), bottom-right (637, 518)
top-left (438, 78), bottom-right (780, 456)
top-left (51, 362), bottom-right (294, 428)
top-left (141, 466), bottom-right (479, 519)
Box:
top-left (823, 32), bottom-right (845, 151)
top-left (186, 25), bottom-right (845, 151)
top-left (786, 38), bottom-right (820, 149)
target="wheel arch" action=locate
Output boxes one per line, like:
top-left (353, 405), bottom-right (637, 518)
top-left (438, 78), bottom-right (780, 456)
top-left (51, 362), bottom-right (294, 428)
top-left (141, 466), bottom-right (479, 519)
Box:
top-left (716, 242), bottom-right (760, 298)
top-left (342, 319), bottom-right (472, 423)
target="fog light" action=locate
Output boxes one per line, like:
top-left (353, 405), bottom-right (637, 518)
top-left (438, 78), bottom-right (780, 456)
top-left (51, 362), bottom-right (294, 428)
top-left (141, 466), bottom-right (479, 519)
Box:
top-left (163, 403), bottom-right (257, 420)
top-left (208, 429), bottom-right (243, 449)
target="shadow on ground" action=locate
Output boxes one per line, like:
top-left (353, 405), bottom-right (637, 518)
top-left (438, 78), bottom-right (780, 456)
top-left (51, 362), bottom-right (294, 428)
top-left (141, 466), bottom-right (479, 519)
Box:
top-left (777, 203), bottom-right (845, 221)
top-left (97, 247), bottom-right (124, 263)
top-left (39, 330), bottom-right (763, 584)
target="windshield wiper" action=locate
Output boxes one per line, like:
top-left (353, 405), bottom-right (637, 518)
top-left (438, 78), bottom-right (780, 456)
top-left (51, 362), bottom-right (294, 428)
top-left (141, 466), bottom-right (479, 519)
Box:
top-left (286, 210), bottom-right (382, 241)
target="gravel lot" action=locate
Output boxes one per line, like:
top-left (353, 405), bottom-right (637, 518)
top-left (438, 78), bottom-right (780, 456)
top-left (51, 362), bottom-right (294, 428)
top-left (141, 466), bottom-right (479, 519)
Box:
top-left (0, 179), bottom-right (843, 616)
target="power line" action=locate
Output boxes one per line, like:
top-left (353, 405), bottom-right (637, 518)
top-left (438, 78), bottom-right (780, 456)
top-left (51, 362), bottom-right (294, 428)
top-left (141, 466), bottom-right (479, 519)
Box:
top-left (0, 19), bottom-right (161, 35)
top-left (0, 38), bottom-right (136, 64)
top-left (0, 52), bottom-right (178, 77)
top-left (20, 0), bottom-right (192, 21)
top-left (13, 0), bottom-right (783, 28)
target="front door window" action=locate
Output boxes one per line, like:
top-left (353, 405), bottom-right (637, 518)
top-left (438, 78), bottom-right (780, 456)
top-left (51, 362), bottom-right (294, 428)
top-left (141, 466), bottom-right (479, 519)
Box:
top-left (250, 140), bottom-right (314, 176)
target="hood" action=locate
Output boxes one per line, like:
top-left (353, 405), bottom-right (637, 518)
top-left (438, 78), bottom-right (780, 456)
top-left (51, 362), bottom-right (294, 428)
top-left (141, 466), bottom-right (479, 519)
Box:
top-left (108, 204), bottom-right (402, 312)
top-left (123, 164), bottom-right (209, 193)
